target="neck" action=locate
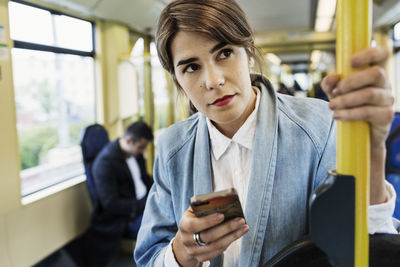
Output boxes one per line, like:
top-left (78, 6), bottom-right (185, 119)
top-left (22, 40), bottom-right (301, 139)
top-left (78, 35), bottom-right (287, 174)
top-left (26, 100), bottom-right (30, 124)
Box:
top-left (214, 88), bottom-right (257, 138)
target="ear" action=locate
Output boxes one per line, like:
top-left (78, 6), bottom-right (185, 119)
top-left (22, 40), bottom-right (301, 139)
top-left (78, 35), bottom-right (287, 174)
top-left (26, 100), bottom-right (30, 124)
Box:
top-left (125, 136), bottom-right (133, 145)
top-left (248, 56), bottom-right (255, 69)
top-left (173, 74), bottom-right (185, 93)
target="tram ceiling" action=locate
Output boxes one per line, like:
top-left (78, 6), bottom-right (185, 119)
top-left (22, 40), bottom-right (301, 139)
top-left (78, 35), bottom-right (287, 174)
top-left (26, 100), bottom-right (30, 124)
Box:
top-left (33, 0), bottom-right (400, 34)
top-left (32, 0), bottom-right (400, 67)
top-left (256, 31), bottom-right (336, 54)
top-left (279, 53), bottom-right (311, 74)
top-left (33, 0), bottom-right (317, 34)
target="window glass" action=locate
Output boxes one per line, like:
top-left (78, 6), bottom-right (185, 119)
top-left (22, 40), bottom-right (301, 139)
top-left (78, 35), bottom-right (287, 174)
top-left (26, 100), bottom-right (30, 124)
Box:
top-left (131, 38), bottom-right (145, 119)
top-left (12, 49), bottom-right (96, 195)
top-left (395, 51), bottom-right (400, 111)
top-left (8, 1), bottom-right (54, 46)
top-left (9, 1), bottom-right (93, 52)
top-left (151, 42), bottom-right (169, 131)
top-left (131, 37), bottom-right (144, 57)
top-left (394, 22), bottom-right (400, 41)
top-left (9, 1), bottom-right (96, 196)
top-left (294, 72), bottom-right (312, 91)
top-left (118, 61), bottom-right (139, 119)
top-left (54, 15), bottom-right (93, 51)
top-left (393, 22), bottom-right (400, 111)
top-left (128, 39), bottom-right (171, 140)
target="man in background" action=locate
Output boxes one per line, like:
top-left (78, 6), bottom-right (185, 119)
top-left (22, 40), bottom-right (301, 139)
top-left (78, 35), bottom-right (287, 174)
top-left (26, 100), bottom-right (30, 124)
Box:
top-left (85, 121), bottom-right (153, 266)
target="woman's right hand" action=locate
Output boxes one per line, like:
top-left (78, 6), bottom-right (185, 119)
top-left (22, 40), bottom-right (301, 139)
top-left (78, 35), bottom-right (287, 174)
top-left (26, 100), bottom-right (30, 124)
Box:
top-left (172, 209), bottom-right (249, 266)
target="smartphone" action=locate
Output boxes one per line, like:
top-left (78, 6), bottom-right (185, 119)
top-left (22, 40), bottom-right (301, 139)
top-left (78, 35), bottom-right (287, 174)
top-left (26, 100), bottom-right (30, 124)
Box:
top-left (190, 188), bottom-right (245, 222)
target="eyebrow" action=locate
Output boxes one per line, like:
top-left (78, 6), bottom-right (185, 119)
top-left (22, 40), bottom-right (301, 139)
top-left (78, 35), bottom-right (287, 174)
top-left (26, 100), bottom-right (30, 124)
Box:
top-left (175, 42), bottom-right (228, 68)
top-left (176, 57), bottom-right (198, 68)
top-left (210, 42), bottom-right (227, 53)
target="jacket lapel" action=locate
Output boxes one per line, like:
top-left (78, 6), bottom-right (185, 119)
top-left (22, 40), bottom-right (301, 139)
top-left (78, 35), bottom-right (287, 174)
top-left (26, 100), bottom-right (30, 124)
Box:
top-left (111, 140), bottom-right (136, 197)
top-left (193, 114), bottom-right (213, 196)
top-left (239, 83), bottom-right (279, 266)
top-left (192, 114), bottom-right (223, 266)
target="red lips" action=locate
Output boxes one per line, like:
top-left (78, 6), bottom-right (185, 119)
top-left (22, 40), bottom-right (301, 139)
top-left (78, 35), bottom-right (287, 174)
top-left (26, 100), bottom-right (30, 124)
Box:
top-left (211, 95), bottom-right (235, 106)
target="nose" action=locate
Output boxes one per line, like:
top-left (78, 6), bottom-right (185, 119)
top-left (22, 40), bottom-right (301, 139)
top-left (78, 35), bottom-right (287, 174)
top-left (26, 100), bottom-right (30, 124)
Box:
top-left (204, 65), bottom-right (225, 90)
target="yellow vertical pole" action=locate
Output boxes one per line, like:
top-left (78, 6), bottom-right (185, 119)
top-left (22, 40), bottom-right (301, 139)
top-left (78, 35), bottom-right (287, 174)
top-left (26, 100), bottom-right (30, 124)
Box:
top-left (336, 1), bottom-right (371, 266)
top-left (143, 35), bottom-right (154, 175)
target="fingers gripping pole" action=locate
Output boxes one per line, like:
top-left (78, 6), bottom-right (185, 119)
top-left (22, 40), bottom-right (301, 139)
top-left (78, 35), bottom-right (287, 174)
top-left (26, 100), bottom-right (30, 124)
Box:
top-left (336, 1), bottom-right (372, 266)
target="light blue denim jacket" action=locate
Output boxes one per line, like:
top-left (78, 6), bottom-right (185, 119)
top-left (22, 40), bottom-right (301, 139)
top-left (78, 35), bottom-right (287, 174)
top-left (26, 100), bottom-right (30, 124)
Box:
top-left (134, 75), bottom-right (337, 266)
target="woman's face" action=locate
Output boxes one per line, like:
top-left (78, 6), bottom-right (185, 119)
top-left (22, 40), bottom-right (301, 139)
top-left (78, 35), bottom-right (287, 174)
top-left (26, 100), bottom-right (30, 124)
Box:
top-left (170, 31), bottom-right (256, 133)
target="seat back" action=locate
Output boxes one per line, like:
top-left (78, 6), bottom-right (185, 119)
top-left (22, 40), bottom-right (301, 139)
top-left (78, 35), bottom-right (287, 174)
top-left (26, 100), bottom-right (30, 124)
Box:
top-left (386, 113), bottom-right (400, 219)
top-left (80, 124), bottom-right (110, 204)
top-left (263, 234), bottom-right (400, 267)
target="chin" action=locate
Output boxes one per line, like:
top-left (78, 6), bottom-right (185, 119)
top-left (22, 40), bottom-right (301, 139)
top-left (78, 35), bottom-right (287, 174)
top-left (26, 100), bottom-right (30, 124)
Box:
top-left (209, 112), bottom-right (243, 124)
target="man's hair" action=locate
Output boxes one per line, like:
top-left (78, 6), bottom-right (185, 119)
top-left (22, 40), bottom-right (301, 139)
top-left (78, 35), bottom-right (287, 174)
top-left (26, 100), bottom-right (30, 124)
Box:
top-left (124, 121), bottom-right (153, 142)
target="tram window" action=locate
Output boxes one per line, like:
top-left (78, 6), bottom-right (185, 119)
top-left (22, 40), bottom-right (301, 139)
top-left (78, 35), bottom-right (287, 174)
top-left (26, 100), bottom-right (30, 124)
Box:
top-left (53, 15), bottom-right (93, 52)
top-left (130, 38), bottom-right (145, 119)
top-left (294, 73), bottom-right (312, 91)
top-left (8, 1), bottom-right (93, 51)
top-left (8, 2), bottom-right (53, 46)
top-left (128, 38), bottom-right (170, 135)
top-left (8, 1), bottom-right (96, 196)
top-left (394, 22), bottom-right (400, 111)
top-left (150, 41), bottom-right (169, 131)
top-left (394, 22), bottom-right (400, 43)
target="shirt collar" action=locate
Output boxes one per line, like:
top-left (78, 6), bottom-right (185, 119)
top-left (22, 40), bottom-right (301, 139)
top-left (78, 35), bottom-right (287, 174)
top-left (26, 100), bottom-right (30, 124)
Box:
top-left (206, 88), bottom-right (261, 160)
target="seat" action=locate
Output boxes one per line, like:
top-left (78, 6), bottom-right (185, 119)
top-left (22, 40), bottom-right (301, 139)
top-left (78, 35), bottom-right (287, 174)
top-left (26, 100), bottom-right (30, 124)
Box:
top-left (264, 170), bottom-right (400, 267)
top-left (80, 124), bottom-right (110, 207)
top-left (263, 234), bottom-right (400, 267)
top-left (386, 112), bottom-right (400, 219)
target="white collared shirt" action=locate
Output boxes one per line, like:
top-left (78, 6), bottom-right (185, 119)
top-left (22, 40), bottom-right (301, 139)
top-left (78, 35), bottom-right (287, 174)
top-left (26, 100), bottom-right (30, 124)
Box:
top-left (125, 156), bottom-right (147, 200)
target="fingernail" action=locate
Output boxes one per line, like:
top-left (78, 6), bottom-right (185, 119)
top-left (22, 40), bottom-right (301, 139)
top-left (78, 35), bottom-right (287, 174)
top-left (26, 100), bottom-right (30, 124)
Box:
top-left (333, 113), bottom-right (340, 120)
top-left (329, 102), bottom-right (336, 109)
top-left (235, 217), bottom-right (244, 224)
top-left (351, 58), bottom-right (359, 67)
top-left (215, 213), bottom-right (224, 220)
top-left (332, 88), bottom-right (340, 95)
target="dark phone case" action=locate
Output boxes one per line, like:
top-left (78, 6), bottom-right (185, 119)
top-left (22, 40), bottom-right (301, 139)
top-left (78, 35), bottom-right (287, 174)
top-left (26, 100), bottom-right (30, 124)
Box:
top-left (190, 189), bottom-right (245, 222)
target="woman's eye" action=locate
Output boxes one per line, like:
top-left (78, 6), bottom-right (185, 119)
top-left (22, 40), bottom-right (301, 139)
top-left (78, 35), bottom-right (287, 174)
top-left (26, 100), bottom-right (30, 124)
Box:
top-left (219, 49), bottom-right (232, 59)
top-left (184, 64), bottom-right (199, 73)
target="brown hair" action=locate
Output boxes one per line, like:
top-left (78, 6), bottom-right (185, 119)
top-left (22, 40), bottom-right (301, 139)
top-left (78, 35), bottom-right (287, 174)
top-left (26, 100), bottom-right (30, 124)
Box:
top-left (156, 0), bottom-right (263, 88)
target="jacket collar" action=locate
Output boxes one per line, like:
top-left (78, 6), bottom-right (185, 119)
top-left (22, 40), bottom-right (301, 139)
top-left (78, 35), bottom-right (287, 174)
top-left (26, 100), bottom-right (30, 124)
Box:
top-left (110, 138), bottom-right (127, 159)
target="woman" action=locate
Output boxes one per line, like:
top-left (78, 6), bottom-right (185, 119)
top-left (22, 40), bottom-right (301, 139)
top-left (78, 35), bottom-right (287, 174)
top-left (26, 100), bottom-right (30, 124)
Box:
top-left (134, 0), bottom-right (397, 266)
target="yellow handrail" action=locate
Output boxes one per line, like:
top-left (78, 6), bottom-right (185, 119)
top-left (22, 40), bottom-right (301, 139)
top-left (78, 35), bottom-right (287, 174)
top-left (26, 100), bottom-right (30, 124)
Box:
top-left (336, 1), bottom-right (371, 266)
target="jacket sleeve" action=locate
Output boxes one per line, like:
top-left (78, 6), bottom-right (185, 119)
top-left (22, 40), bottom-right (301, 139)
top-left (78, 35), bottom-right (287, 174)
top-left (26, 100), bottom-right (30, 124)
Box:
top-left (92, 157), bottom-right (136, 217)
top-left (134, 148), bottom-right (178, 266)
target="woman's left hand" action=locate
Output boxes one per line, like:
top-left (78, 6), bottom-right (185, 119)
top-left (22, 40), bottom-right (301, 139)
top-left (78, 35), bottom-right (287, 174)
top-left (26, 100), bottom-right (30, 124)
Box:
top-left (321, 46), bottom-right (395, 204)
